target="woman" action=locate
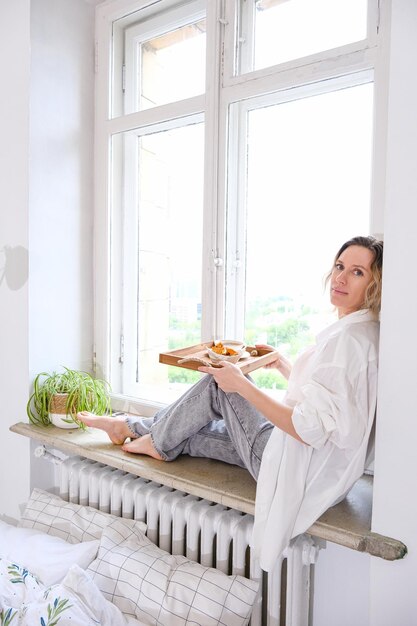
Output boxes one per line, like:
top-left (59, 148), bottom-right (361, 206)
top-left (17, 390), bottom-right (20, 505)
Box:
top-left (79, 235), bottom-right (383, 569)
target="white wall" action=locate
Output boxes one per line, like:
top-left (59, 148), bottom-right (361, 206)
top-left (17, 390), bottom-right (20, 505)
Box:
top-left (29, 0), bottom-right (95, 376)
top-left (370, 0), bottom-right (417, 623)
top-left (29, 0), bottom-right (96, 491)
top-left (0, 0), bottom-right (95, 514)
top-left (313, 543), bottom-right (370, 626)
top-left (0, 0), bottom-right (31, 520)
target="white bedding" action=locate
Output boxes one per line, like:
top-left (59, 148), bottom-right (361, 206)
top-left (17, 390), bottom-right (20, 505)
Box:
top-left (0, 559), bottom-right (131, 625)
top-left (1, 489), bottom-right (258, 626)
top-left (0, 519), bottom-right (99, 586)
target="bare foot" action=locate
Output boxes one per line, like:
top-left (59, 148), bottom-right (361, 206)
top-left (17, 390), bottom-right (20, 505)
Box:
top-left (77, 412), bottom-right (133, 445)
top-left (122, 434), bottom-right (164, 461)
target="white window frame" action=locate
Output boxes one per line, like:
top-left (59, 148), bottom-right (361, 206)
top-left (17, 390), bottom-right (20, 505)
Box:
top-left (222, 0), bottom-right (379, 86)
top-left (94, 0), bottom-right (385, 412)
top-left (224, 69), bottom-right (374, 340)
top-left (123, 0), bottom-right (206, 114)
top-left (120, 114), bottom-right (205, 399)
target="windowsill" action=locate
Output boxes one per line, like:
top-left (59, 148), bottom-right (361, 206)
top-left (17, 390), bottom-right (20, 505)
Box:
top-left (10, 421), bottom-right (407, 561)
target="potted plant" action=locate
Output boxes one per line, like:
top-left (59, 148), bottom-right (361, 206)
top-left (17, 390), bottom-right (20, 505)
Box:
top-left (27, 367), bottom-right (112, 429)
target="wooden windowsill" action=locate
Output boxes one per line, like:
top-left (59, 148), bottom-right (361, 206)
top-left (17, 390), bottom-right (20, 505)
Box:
top-left (10, 421), bottom-right (407, 561)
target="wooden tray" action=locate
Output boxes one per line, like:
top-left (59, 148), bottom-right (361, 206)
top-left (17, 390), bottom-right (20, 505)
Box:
top-left (159, 342), bottom-right (278, 375)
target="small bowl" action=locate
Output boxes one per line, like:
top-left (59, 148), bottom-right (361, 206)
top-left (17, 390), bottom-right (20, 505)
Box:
top-left (207, 340), bottom-right (246, 363)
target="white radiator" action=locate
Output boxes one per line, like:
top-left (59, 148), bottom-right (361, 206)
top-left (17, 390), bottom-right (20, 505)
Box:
top-left (58, 456), bottom-right (320, 626)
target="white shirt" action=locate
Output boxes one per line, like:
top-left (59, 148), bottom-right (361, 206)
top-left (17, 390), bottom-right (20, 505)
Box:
top-left (251, 309), bottom-right (380, 571)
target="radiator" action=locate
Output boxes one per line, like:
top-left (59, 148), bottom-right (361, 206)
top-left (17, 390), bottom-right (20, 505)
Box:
top-left (58, 456), bottom-right (320, 626)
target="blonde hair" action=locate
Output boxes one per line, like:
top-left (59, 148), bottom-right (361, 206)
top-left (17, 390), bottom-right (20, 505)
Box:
top-left (325, 236), bottom-right (384, 315)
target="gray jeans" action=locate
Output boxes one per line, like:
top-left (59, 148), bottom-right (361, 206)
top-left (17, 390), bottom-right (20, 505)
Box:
top-left (126, 375), bottom-right (273, 480)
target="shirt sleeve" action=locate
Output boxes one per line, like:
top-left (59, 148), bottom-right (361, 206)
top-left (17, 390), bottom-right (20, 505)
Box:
top-left (291, 364), bottom-right (368, 450)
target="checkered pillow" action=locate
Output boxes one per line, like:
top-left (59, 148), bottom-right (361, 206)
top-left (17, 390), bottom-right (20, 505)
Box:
top-left (18, 488), bottom-right (146, 543)
top-left (87, 517), bottom-right (259, 626)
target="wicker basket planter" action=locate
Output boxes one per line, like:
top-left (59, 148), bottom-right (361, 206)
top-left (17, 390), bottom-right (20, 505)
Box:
top-left (49, 393), bottom-right (78, 429)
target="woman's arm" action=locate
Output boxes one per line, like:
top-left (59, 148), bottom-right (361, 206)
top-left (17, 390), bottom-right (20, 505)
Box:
top-left (198, 362), bottom-right (306, 444)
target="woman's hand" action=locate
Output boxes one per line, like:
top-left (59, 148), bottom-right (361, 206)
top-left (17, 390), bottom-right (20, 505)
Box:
top-left (198, 354), bottom-right (303, 443)
top-left (255, 344), bottom-right (292, 380)
top-left (198, 361), bottom-right (247, 393)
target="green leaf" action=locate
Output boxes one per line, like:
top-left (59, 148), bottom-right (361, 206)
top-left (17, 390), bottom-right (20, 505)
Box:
top-left (27, 367), bottom-right (111, 427)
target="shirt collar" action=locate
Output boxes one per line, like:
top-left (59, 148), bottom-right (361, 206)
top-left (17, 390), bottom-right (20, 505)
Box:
top-left (316, 309), bottom-right (377, 345)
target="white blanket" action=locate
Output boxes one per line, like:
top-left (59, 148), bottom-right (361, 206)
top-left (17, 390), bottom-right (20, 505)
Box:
top-left (0, 558), bottom-right (147, 626)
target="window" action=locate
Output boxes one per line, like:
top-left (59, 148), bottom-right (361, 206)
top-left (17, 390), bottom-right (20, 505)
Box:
top-left (236, 0), bottom-right (369, 74)
top-left (114, 123), bottom-right (205, 403)
top-left (122, 3), bottom-right (206, 114)
top-left (95, 0), bottom-right (380, 408)
top-left (233, 83), bottom-right (373, 393)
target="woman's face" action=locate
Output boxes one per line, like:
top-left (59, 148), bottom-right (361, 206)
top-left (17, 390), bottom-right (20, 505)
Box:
top-left (330, 245), bottom-right (374, 317)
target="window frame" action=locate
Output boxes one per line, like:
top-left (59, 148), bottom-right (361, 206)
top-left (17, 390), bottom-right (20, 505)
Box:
top-left (94, 0), bottom-right (384, 412)
top-left (119, 115), bottom-right (206, 400)
top-left (123, 0), bottom-right (206, 114)
top-left (224, 69), bottom-right (374, 340)
top-left (222, 0), bottom-right (379, 86)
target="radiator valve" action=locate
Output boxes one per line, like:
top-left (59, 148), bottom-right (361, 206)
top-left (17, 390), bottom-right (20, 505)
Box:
top-left (34, 445), bottom-right (64, 465)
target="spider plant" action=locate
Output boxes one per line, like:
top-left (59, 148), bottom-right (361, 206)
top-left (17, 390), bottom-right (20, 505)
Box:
top-left (27, 367), bottom-right (111, 429)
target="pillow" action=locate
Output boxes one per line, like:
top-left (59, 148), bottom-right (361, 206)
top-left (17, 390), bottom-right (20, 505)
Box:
top-left (18, 488), bottom-right (146, 544)
top-left (0, 564), bottom-right (127, 626)
top-left (87, 518), bottom-right (259, 626)
top-left (0, 520), bottom-right (98, 585)
top-left (125, 617), bottom-right (150, 626)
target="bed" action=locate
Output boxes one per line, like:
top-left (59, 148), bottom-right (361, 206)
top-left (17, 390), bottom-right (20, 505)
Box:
top-left (0, 488), bottom-right (259, 626)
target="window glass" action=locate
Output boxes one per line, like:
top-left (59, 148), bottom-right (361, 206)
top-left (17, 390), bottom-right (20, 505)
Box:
top-left (241, 83), bottom-right (373, 394)
top-left (117, 123), bottom-right (204, 403)
top-left (239, 0), bottom-right (368, 74)
top-left (141, 20), bottom-right (206, 110)
top-left (124, 16), bottom-right (206, 113)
